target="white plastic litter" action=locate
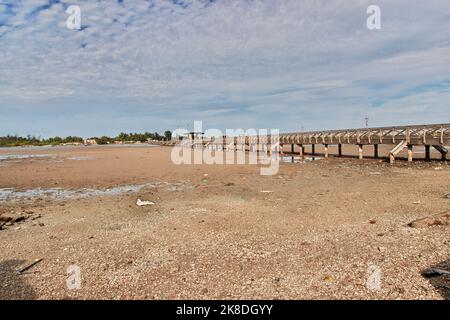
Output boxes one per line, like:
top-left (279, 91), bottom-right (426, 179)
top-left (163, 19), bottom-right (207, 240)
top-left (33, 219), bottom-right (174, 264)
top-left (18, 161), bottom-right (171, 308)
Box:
top-left (136, 199), bottom-right (156, 206)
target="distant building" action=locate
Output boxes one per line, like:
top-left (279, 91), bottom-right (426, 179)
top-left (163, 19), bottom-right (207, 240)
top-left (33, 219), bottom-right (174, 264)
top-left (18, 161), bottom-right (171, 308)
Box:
top-left (84, 139), bottom-right (97, 145)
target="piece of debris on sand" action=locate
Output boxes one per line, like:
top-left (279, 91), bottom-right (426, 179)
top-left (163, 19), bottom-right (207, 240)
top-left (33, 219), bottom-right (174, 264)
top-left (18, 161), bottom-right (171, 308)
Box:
top-left (408, 211), bottom-right (450, 228)
top-left (17, 258), bottom-right (43, 274)
top-left (136, 199), bottom-right (156, 206)
top-left (422, 268), bottom-right (450, 278)
top-left (0, 209), bottom-right (43, 231)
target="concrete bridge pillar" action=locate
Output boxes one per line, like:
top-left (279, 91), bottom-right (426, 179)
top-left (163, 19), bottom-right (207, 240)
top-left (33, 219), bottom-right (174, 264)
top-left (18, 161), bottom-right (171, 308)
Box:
top-left (374, 144), bottom-right (379, 158)
top-left (425, 145), bottom-right (431, 161)
top-left (441, 149), bottom-right (448, 161)
top-left (298, 144), bottom-right (304, 158)
top-left (433, 145), bottom-right (448, 161)
top-left (407, 145), bottom-right (413, 162)
top-left (338, 144), bottom-right (342, 157)
top-left (324, 144), bottom-right (329, 158)
top-left (358, 144), bottom-right (364, 159)
top-left (311, 144), bottom-right (315, 156)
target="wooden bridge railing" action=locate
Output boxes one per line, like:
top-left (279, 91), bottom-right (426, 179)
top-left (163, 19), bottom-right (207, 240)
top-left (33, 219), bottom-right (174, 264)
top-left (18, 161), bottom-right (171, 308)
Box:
top-left (159, 123), bottom-right (450, 163)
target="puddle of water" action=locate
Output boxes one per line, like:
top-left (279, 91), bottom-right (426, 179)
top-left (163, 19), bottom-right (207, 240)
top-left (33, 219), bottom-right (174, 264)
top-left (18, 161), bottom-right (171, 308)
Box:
top-left (66, 156), bottom-right (94, 161)
top-left (0, 154), bottom-right (53, 161)
top-left (0, 181), bottom-right (192, 202)
top-left (282, 156), bottom-right (300, 163)
top-left (0, 154), bottom-right (95, 162)
top-left (304, 156), bottom-right (323, 162)
top-left (282, 156), bottom-right (323, 163)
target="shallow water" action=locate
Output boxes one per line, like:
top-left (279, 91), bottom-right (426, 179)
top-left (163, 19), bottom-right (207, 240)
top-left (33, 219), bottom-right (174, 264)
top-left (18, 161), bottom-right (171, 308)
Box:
top-left (0, 181), bottom-right (191, 202)
top-left (65, 156), bottom-right (95, 161)
top-left (282, 156), bottom-right (323, 163)
top-left (0, 154), bottom-right (54, 161)
top-left (0, 154), bottom-right (96, 162)
top-left (0, 144), bottom-right (159, 152)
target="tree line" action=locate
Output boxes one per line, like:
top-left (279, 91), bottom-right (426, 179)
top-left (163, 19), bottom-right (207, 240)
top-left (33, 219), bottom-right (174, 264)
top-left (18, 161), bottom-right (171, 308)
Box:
top-left (0, 131), bottom-right (172, 147)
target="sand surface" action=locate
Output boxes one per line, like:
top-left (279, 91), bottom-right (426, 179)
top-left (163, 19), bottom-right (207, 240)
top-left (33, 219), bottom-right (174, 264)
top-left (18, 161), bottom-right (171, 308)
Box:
top-left (0, 145), bottom-right (449, 299)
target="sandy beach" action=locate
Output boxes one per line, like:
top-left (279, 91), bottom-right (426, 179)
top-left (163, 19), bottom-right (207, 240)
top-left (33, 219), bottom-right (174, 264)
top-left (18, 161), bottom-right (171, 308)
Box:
top-left (0, 145), bottom-right (448, 299)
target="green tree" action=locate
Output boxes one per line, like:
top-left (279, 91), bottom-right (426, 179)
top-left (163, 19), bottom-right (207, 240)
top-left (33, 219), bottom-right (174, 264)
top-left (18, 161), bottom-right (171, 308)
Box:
top-left (96, 136), bottom-right (111, 145)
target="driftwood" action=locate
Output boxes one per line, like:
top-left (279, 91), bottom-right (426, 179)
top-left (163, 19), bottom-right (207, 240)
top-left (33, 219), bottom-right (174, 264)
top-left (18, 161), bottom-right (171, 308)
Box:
top-left (422, 268), bottom-right (450, 278)
top-left (408, 211), bottom-right (450, 228)
top-left (18, 258), bottom-right (43, 274)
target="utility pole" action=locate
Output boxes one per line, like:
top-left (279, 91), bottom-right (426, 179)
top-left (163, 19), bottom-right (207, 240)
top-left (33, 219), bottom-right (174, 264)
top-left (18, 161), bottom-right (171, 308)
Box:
top-left (364, 116), bottom-right (369, 128)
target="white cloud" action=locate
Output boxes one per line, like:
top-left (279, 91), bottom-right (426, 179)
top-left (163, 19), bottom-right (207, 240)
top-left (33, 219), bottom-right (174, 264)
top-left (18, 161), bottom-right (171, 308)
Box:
top-left (0, 0), bottom-right (450, 136)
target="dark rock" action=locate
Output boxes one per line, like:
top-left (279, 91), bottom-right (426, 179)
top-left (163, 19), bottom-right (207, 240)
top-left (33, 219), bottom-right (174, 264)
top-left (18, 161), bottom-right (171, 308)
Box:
top-left (0, 216), bottom-right (13, 222)
top-left (13, 216), bottom-right (26, 223)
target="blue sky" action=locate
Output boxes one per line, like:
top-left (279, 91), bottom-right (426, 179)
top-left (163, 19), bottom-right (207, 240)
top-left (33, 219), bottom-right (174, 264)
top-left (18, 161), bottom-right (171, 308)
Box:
top-left (1, 0), bottom-right (450, 137)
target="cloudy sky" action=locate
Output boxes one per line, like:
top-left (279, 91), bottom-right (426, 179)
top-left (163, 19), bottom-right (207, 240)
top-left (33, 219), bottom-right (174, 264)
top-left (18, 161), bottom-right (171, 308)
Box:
top-left (1, 0), bottom-right (450, 137)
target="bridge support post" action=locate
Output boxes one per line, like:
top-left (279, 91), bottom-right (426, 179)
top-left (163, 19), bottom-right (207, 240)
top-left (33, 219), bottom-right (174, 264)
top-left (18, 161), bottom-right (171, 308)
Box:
top-left (425, 145), bottom-right (431, 161)
top-left (291, 144), bottom-right (294, 154)
top-left (374, 144), bottom-right (379, 158)
top-left (389, 140), bottom-right (408, 164)
top-left (407, 145), bottom-right (413, 162)
top-left (338, 144), bottom-right (342, 157)
top-left (358, 144), bottom-right (364, 160)
top-left (433, 145), bottom-right (448, 161)
top-left (324, 144), bottom-right (329, 158)
top-left (298, 144), bottom-right (304, 158)
top-left (311, 144), bottom-right (315, 156)
top-left (389, 154), bottom-right (395, 164)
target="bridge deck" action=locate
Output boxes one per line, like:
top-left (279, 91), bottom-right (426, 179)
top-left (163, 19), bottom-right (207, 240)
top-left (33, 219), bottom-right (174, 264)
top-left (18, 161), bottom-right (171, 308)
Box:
top-left (279, 123), bottom-right (450, 146)
top-left (160, 123), bottom-right (450, 163)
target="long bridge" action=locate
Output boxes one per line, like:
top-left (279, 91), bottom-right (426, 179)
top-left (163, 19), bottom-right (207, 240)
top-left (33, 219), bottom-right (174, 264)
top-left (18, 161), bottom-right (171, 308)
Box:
top-left (159, 123), bottom-right (450, 164)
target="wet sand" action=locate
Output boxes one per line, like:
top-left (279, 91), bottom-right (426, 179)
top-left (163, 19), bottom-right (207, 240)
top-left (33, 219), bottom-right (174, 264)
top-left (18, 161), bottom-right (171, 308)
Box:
top-left (0, 145), bottom-right (449, 299)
